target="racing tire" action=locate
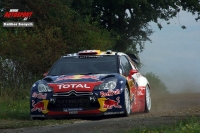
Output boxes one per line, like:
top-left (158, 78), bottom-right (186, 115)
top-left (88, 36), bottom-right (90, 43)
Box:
top-left (123, 85), bottom-right (131, 117)
top-left (144, 85), bottom-right (151, 113)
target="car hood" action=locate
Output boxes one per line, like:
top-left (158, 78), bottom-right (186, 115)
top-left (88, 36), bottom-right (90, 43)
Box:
top-left (42, 74), bottom-right (120, 93)
top-left (43, 73), bottom-right (119, 83)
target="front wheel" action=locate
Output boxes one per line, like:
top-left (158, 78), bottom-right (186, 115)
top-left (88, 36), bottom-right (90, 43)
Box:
top-left (123, 86), bottom-right (131, 116)
top-left (145, 85), bottom-right (151, 113)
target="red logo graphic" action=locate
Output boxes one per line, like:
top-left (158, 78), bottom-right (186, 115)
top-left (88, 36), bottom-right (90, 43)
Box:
top-left (100, 89), bottom-right (120, 97)
top-left (55, 75), bottom-right (99, 81)
top-left (31, 100), bottom-right (45, 112)
top-left (32, 92), bottom-right (47, 99)
top-left (103, 97), bottom-right (122, 109)
top-left (4, 9), bottom-right (33, 20)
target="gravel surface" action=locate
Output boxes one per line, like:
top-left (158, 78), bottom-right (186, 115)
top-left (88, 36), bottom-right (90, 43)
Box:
top-left (1, 93), bottom-right (200, 133)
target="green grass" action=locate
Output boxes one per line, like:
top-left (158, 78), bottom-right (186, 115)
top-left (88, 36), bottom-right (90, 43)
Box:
top-left (0, 98), bottom-right (30, 120)
top-left (123, 116), bottom-right (200, 133)
top-left (0, 96), bottom-right (79, 129)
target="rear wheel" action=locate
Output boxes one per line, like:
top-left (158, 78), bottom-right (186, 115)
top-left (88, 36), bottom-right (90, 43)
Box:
top-left (123, 86), bottom-right (131, 116)
top-left (145, 85), bottom-right (151, 112)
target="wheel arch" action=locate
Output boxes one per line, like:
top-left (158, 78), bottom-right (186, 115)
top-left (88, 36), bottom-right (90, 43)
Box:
top-left (137, 76), bottom-right (150, 88)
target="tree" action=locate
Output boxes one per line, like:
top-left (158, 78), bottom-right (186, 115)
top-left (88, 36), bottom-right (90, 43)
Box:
top-left (71, 0), bottom-right (200, 53)
top-left (0, 0), bottom-right (115, 75)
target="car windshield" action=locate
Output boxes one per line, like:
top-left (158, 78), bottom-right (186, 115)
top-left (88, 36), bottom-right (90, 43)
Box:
top-left (48, 55), bottom-right (118, 76)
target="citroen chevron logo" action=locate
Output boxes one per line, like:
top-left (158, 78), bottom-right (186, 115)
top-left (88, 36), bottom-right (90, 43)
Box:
top-left (53, 90), bottom-right (93, 96)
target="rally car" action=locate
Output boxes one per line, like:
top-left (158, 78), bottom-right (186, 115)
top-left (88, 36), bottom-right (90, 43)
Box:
top-left (30, 50), bottom-right (151, 119)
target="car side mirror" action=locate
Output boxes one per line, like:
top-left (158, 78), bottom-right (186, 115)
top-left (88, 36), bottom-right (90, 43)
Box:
top-left (129, 69), bottom-right (138, 75)
top-left (43, 72), bottom-right (48, 77)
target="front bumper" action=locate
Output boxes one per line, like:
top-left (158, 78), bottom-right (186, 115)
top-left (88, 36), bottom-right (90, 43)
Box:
top-left (30, 89), bottom-right (125, 118)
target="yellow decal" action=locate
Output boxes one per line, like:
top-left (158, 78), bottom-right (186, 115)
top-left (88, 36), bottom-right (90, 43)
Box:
top-left (41, 100), bottom-right (49, 114)
top-left (95, 50), bottom-right (101, 54)
top-left (98, 98), bottom-right (107, 112)
top-left (127, 79), bottom-right (134, 88)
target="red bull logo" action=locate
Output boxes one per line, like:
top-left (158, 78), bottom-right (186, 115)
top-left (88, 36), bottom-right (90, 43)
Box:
top-left (103, 97), bottom-right (122, 109)
top-left (100, 89), bottom-right (120, 97)
top-left (55, 75), bottom-right (99, 81)
top-left (31, 100), bottom-right (45, 112)
top-left (32, 92), bottom-right (47, 99)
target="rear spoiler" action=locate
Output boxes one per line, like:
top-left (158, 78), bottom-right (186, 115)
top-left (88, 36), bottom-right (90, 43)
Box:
top-left (126, 53), bottom-right (140, 64)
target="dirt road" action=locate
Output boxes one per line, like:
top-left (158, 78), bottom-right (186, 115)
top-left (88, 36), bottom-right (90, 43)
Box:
top-left (1, 93), bottom-right (200, 133)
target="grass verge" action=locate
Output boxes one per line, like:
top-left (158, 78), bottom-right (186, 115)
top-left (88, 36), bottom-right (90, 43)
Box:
top-left (123, 116), bottom-right (200, 133)
top-left (0, 97), bottom-right (79, 129)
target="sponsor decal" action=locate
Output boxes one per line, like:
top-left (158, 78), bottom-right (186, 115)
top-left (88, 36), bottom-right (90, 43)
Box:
top-left (31, 115), bottom-right (45, 117)
top-left (82, 75), bottom-right (99, 80)
top-left (55, 75), bottom-right (99, 81)
top-left (100, 89), bottom-right (120, 97)
top-left (78, 50), bottom-right (100, 54)
top-left (128, 80), bottom-right (134, 88)
top-left (103, 97), bottom-right (122, 109)
top-left (57, 98), bottom-right (89, 104)
top-left (48, 82), bottom-right (102, 93)
top-left (104, 111), bottom-right (124, 115)
top-left (31, 100), bottom-right (45, 112)
top-left (63, 108), bottom-right (83, 112)
top-left (69, 111), bottom-right (78, 114)
top-left (57, 83), bottom-right (90, 89)
top-left (98, 98), bottom-right (107, 112)
top-left (32, 92), bottom-right (47, 99)
top-left (31, 100), bottom-right (49, 114)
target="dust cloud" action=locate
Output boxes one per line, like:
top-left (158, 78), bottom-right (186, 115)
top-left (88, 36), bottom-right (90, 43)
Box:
top-left (159, 70), bottom-right (200, 94)
top-left (149, 70), bottom-right (200, 113)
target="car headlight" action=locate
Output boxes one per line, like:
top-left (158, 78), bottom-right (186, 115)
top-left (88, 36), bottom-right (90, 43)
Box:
top-left (94, 78), bottom-right (117, 90)
top-left (38, 83), bottom-right (52, 92)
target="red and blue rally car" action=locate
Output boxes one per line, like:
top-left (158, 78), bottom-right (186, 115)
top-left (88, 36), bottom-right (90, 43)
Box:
top-left (30, 50), bottom-right (151, 119)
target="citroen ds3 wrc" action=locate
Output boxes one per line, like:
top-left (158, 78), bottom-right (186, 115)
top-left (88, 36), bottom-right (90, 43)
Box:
top-left (30, 50), bottom-right (151, 119)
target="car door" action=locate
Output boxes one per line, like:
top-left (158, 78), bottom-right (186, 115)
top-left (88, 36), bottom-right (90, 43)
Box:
top-left (127, 55), bottom-right (146, 112)
top-left (119, 55), bottom-right (137, 112)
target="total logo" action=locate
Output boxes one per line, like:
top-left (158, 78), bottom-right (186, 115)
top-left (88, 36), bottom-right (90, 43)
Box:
top-left (57, 83), bottom-right (90, 89)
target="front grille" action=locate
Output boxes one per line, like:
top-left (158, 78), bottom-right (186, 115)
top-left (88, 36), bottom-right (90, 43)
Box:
top-left (48, 96), bottom-right (99, 111)
top-left (53, 90), bottom-right (93, 96)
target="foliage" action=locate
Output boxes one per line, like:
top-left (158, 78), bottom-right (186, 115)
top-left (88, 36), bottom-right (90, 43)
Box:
top-left (71, 0), bottom-right (200, 53)
top-left (0, 1), bottom-right (116, 105)
top-left (0, 0), bottom-right (115, 75)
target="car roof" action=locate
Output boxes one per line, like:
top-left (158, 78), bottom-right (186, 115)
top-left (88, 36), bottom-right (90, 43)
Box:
top-left (62, 50), bottom-right (126, 57)
top-left (61, 50), bottom-right (139, 64)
